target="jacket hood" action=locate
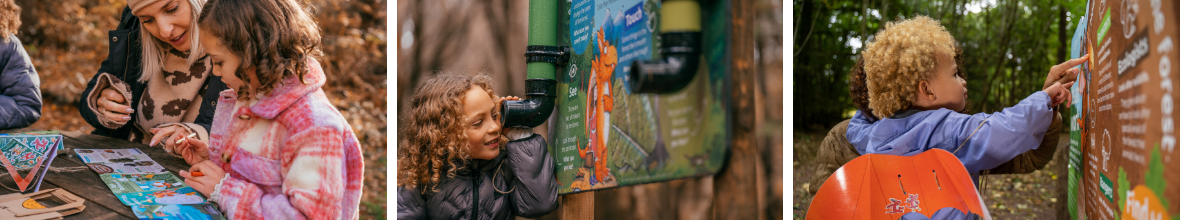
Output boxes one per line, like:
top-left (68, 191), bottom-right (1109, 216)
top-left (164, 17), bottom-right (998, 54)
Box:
top-left (252, 59), bottom-right (326, 119)
top-left (846, 109), bottom-right (955, 155)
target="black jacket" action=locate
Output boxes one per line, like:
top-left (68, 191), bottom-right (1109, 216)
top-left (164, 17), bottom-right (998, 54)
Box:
top-left (78, 7), bottom-right (226, 140)
top-left (397, 134), bottom-right (560, 220)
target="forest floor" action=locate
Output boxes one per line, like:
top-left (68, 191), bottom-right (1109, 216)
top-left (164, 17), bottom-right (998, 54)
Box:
top-left (792, 131), bottom-right (1066, 219)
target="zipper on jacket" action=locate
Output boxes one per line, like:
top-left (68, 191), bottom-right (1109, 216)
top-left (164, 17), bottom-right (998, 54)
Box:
top-left (121, 31), bottom-right (132, 81)
top-left (471, 166), bottom-right (480, 220)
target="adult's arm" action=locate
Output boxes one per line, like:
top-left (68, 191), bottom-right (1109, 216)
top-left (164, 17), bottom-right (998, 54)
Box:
top-left (0, 35), bottom-right (41, 130)
top-left (79, 6), bottom-right (140, 138)
top-left (809, 119), bottom-right (858, 196)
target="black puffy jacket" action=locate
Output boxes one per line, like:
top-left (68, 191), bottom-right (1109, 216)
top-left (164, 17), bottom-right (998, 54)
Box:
top-left (397, 134), bottom-right (559, 220)
top-left (78, 7), bottom-right (226, 140)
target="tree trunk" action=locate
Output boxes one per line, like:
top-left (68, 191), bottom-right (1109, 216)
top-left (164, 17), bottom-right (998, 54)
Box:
top-left (714, 0), bottom-right (759, 219)
top-left (1057, 2), bottom-right (1068, 64)
top-left (980, 1), bottom-right (1019, 112)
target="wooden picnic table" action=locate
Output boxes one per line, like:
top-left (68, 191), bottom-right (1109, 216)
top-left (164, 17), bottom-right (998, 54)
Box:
top-left (0, 131), bottom-right (194, 220)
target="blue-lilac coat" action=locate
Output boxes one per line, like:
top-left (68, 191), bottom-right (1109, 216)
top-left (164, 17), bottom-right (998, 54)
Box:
top-left (0, 34), bottom-right (41, 130)
top-left (846, 92), bottom-right (1055, 181)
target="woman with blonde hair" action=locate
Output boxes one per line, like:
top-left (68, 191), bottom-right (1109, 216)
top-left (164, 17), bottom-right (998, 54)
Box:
top-left (79, 0), bottom-right (227, 165)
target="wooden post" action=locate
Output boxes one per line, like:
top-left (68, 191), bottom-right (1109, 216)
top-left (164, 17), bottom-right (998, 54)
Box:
top-left (561, 192), bottom-right (594, 219)
top-left (713, 0), bottom-right (759, 219)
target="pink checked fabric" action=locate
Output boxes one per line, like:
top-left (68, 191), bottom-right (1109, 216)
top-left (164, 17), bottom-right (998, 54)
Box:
top-left (206, 59), bottom-right (363, 219)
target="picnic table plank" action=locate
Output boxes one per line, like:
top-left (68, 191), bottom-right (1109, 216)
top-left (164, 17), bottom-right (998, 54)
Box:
top-left (0, 171), bottom-right (122, 220)
top-left (40, 148), bottom-right (139, 219)
top-left (0, 150), bottom-right (139, 219)
top-left (55, 131), bottom-right (197, 220)
top-left (0, 183), bottom-right (129, 220)
top-left (30, 131), bottom-right (195, 220)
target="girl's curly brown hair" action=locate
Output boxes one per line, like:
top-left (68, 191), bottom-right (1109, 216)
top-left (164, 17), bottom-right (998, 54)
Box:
top-left (397, 73), bottom-right (509, 192)
top-left (862, 15), bottom-right (957, 118)
top-left (197, 0), bottom-right (323, 99)
top-left (0, 0), bottom-right (20, 42)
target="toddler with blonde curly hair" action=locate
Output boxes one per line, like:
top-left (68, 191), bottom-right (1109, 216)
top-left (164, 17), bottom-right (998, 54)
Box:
top-left (846, 15), bottom-right (1088, 182)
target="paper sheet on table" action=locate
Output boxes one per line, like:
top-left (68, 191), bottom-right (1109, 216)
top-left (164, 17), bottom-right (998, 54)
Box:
top-left (100, 173), bottom-right (188, 194)
top-left (130, 204), bottom-right (227, 220)
top-left (75, 149), bottom-right (152, 164)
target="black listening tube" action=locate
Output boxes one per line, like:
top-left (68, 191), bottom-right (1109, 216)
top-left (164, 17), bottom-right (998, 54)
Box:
top-left (628, 31), bottom-right (701, 94)
top-left (500, 78), bottom-right (558, 128)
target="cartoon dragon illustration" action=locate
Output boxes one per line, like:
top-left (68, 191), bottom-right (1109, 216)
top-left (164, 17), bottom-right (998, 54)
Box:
top-left (579, 25), bottom-right (620, 186)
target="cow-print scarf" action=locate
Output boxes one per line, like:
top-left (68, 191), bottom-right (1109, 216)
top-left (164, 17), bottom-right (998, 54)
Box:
top-left (129, 48), bottom-right (212, 144)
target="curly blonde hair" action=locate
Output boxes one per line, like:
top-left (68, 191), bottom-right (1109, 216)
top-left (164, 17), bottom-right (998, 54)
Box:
top-left (397, 73), bottom-right (509, 192)
top-left (0, 0), bottom-right (19, 42)
top-left (862, 15), bottom-right (958, 118)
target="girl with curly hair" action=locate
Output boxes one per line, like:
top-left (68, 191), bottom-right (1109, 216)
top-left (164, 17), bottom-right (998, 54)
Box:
top-left (169, 0), bottom-right (364, 219)
top-left (845, 15), bottom-right (1090, 182)
top-left (0, 0), bottom-right (41, 130)
top-left (396, 73), bottom-right (559, 220)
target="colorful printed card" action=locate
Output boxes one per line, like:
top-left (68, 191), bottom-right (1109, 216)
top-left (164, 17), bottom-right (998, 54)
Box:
top-left (0, 132), bottom-right (60, 192)
top-left (0, 131), bottom-right (66, 151)
top-left (100, 173), bottom-right (187, 194)
top-left (116, 186), bottom-right (207, 206)
top-left (87, 161), bottom-right (168, 174)
top-left (131, 204), bottom-right (227, 220)
top-left (76, 148), bottom-right (226, 219)
top-left (75, 149), bottom-right (152, 164)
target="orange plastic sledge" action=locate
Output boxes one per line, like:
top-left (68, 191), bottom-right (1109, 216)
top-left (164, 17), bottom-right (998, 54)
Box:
top-left (807, 149), bottom-right (991, 219)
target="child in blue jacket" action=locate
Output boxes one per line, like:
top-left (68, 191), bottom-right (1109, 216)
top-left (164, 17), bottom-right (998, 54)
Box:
top-left (846, 16), bottom-right (1085, 182)
top-left (0, 1), bottom-right (41, 130)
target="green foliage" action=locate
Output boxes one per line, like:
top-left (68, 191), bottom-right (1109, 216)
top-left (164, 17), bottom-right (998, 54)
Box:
top-left (793, 0), bottom-right (1089, 131)
top-left (1148, 144), bottom-right (1169, 208)
top-left (1118, 167), bottom-right (1128, 213)
top-left (362, 199), bottom-right (386, 220)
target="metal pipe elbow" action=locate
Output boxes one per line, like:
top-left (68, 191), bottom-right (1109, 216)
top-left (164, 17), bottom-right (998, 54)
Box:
top-left (500, 78), bottom-right (558, 128)
top-left (628, 31), bottom-right (702, 94)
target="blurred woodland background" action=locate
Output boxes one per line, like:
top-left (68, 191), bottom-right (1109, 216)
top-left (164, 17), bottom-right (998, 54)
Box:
top-left (10, 0), bottom-right (387, 219)
top-left (396, 0), bottom-right (784, 219)
top-left (793, 0), bottom-right (1088, 218)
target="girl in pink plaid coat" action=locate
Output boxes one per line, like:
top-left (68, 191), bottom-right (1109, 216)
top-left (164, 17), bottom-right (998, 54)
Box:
top-left (172, 0), bottom-right (364, 219)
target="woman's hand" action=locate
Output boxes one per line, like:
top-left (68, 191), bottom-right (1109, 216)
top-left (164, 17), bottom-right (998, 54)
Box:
top-left (179, 160), bottom-right (226, 197)
top-left (98, 88), bottom-right (134, 123)
top-left (150, 125), bottom-right (189, 150)
top-left (152, 125), bottom-right (209, 165)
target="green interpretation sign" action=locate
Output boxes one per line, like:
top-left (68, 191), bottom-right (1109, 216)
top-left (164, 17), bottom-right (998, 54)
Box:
top-left (548, 0), bottom-right (731, 194)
